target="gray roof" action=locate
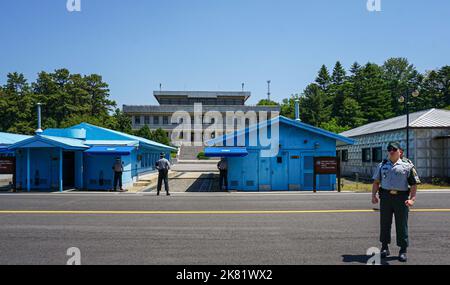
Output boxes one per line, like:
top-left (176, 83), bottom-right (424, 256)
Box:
top-left (154, 91), bottom-right (251, 99)
top-left (123, 105), bottom-right (280, 113)
top-left (340, 109), bottom-right (450, 138)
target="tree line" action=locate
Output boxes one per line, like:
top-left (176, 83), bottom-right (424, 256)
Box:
top-left (0, 69), bottom-right (171, 145)
top-left (1, 58), bottom-right (449, 144)
top-left (259, 58), bottom-right (450, 133)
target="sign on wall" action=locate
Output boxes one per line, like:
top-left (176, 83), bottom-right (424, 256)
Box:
top-left (0, 157), bottom-right (15, 174)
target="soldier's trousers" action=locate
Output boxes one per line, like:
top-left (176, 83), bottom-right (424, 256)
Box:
top-left (379, 190), bottom-right (409, 249)
top-left (157, 169), bottom-right (169, 194)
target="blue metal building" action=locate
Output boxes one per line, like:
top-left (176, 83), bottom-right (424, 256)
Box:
top-left (7, 123), bottom-right (176, 191)
top-left (205, 116), bottom-right (354, 191)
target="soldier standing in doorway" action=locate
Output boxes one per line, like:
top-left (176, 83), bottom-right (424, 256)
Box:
top-left (371, 142), bottom-right (421, 262)
top-left (217, 158), bottom-right (228, 191)
top-left (112, 157), bottom-right (127, 192)
top-left (156, 153), bottom-right (171, 196)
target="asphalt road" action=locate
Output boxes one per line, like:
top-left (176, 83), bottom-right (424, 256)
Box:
top-left (0, 191), bottom-right (449, 265)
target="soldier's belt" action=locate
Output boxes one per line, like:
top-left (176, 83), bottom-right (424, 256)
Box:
top-left (382, 189), bottom-right (408, 195)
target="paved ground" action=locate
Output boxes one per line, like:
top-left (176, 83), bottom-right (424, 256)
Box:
top-left (144, 172), bottom-right (222, 193)
top-left (0, 191), bottom-right (449, 265)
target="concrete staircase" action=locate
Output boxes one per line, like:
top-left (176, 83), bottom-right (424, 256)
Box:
top-left (178, 145), bottom-right (206, 160)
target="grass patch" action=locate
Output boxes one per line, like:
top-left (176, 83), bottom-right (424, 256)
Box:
top-left (340, 178), bottom-right (450, 192)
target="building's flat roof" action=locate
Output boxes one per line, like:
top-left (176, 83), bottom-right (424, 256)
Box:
top-left (340, 108), bottom-right (450, 138)
top-left (153, 91), bottom-right (251, 103)
top-left (123, 105), bottom-right (280, 113)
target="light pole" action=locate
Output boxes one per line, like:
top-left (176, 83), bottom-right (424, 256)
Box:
top-left (398, 89), bottom-right (419, 158)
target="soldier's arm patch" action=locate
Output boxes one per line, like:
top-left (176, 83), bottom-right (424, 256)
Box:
top-left (408, 167), bottom-right (421, 185)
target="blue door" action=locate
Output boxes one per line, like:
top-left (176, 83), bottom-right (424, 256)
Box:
top-left (288, 151), bottom-right (301, 191)
top-left (241, 151), bottom-right (259, 191)
top-left (258, 157), bottom-right (271, 191)
top-left (302, 155), bottom-right (314, 191)
top-left (271, 151), bottom-right (288, 191)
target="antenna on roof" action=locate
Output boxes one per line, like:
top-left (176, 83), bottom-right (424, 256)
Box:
top-left (267, 80), bottom-right (271, 101)
top-left (242, 83), bottom-right (245, 92)
top-left (159, 83), bottom-right (162, 92)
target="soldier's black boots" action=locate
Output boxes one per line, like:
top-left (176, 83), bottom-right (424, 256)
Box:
top-left (399, 248), bottom-right (407, 262)
top-left (381, 245), bottom-right (390, 258)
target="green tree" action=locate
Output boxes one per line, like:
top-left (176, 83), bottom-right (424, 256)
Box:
top-left (340, 97), bottom-right (367, 128)
top-left (382, 58), bottom-right (421, 115)
top-left (135, 125), bottom-right (153, 140)
top-left (331, 61), bottom-right (346, 85)
top-left (349, 62), bottom-right (361, 76)
top-left (353, 63), bottom-right (393, 123)
top-left (320, 118), bottom-right (350, 134)
top-left (280, 95), bottom-right (300, 119)
top-left (257, 99), bottom-right (279, 106)
top-left (150, 128), bottom-right (171, 146)
top-left (299, 84), bottom-right (330, 127)
top-left (315, 65), bottom-right (331, 91)
top-left (108, 109), bottom-right (132, 134)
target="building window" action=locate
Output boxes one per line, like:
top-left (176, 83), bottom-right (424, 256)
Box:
top-left (144, 116), bottom-right (150, 125)
top-left (342, 150), bottom-right (348, 162)
top-left (362, 148), bottom-right (371, 162)
top-left (163, 116), bottom-right (169, 125)
top-left (153, 116), bottom-right (159, 125)
top-left (372, 147), bottom-right (383, 163)
top-left (134, 116), bottom-right (141, 125)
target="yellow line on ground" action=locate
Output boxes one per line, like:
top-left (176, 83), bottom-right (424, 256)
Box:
top-left (0, 209), bottom-right (449, 215)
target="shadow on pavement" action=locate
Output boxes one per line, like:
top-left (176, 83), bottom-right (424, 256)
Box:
top-left (186, 174), bottom-right (224, 192)
top-left (341, 254), bottom-right (398, 265)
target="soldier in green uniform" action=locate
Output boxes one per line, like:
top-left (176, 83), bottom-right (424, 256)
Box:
top-left (372, 142), bottom-right (421, 262)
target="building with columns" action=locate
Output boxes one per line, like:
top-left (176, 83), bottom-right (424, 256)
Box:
top-left (123, 91), bottom-right (280, 147)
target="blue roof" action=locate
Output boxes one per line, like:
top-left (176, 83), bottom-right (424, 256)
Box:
top-left (85, 146), bottom-right (135, 156)
top-left (68, 123), bottom-right (177, 151)
top-left (8, 135), bottom-right (89, 150)
top-left (0, 132), bottom-right (32, 145)
top-left (84, 140), bottom-right (139, 146)
top-left (204, 147), bottom-right (249, 158)
top-left (207, 116), bottom-right (355, 146)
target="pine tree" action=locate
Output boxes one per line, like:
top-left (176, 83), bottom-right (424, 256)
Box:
top-left (354, 63), bottom-right (393, 123)
top-left (299, 84), bottom-right (330, 127)
top-left (315, 65), bottom-right (331, 91)
top-left (332, 61), bottom-right (346, 85)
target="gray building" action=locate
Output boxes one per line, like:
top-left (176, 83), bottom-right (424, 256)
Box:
top-left (123, 91), bottom-right (280, 144)
top-left (337, 108), bottom-right (450, 181)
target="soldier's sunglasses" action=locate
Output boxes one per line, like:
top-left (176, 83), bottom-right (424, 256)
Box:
top-left (387, 147), bottom-right (398, 152)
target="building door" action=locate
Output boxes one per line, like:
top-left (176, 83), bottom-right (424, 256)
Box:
top-left (288, 151), bottom-right (301, 191)
top-left (241, 151), bottom-right (259, 191)
top-left (271, 151), bottom-right (288, 191)
top-left (302, 155), bottom-right (314, 191)
top-left (63, 152), bottom-right (75, 188)
top-left (258, 157), bottom-right (271, 191)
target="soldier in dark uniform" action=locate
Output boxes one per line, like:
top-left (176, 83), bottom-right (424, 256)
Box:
top-left (372, 142), bottom-right (421, 262)
top-left (156, 153), bottom-right (171, 196)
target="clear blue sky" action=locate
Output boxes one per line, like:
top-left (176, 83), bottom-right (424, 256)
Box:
top-left (1, 0), bottom-right (449, 107)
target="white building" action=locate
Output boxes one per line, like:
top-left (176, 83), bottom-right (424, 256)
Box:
top-left (337, 109), bottom-right (450, 181)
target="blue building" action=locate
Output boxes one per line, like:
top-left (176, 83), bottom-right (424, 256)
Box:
top-left (6, 123), bottom-right (176, 191)
top-left (205, 116), bottom-right (354, 191)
